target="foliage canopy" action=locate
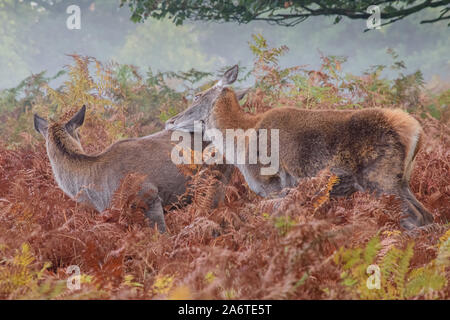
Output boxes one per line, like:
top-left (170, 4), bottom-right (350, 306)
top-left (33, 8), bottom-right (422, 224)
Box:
top-left (120, 0), bottom-right (450, 27)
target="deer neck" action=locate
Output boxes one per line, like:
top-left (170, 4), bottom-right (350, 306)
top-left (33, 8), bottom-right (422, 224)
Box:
top-left (46, 124), bottom-right (97, 200)
top-left (211, 93), bottom-right (260, 132)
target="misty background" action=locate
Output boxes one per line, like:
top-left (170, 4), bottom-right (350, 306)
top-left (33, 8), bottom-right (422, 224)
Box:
top-left (0, 0), bottom-right (448, 90)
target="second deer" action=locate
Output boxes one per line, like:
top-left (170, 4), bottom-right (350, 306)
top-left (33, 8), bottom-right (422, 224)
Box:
top-left (165, 65), bottom-right (434, 230)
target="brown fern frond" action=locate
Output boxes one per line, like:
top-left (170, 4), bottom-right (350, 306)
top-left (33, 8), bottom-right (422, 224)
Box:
top-left (102, 172), bottom-right (149, 227)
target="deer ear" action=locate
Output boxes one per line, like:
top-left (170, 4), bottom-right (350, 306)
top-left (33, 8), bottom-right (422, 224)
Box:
top-left (65, 105), bottom-right (86, 132)
top-left (221, 65), bottom-right (239, 86)
top-left (34, 114), bottom-right (48, 136)
top-left (235, 88), bottom-right (250, 101)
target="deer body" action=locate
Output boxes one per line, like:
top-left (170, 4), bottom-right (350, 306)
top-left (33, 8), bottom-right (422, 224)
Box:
top-left (213, 93), bottom-right (421, 196)
top-left (35, 106), bottom-right (231, 233)
top-left (165, 65), bottom-right (434, 229)
top-left (47, 128), bottom-right (187, 211)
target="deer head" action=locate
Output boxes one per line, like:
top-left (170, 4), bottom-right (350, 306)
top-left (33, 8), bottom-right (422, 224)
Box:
top-left (165, 65), bottom-right (248, 132)
top-left (34, 105), bottom-right (86, 150)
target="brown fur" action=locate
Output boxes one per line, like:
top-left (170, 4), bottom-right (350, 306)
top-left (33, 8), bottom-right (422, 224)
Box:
top-left (35, 108), bottom-right (232, 233)
top-left (165, 65), bottom-right (433, 229)
top-left (213, 88), bottom-right (433, 229)
top-left (382, 108), bottom-right (424, 179)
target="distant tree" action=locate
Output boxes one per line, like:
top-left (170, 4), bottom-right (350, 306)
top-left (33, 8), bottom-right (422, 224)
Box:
top-left (115, 20), bottom-right (217, 72)
top-left (120, 0), bottom-right (450, 27)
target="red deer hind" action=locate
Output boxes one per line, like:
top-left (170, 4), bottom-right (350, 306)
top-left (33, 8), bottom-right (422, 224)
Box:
top-left (34, 105), bottom-right (231, 232)
top-left (165, 65), bottom-right (434, 230)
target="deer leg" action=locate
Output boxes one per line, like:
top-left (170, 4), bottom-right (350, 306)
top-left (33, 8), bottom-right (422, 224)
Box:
top-left (139, 182), bottom-right (167, 233)
top-left (330, 174), bottom-right (358, 198)
top-left (356, 155), bottom-right (433, 229)
top-left (399, 185), bottom-right (434, 228)
top-left (144, 196), bottom-right (166, 233)
top-left (363, 181), bottom-right (432, 230)
top-left (210, 164), bottom-right (234, 208)
top-left (236, 164), bottom-right (283, 198)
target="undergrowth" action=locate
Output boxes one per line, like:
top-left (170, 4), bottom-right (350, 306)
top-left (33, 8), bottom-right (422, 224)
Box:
top-left (0, 34), bottom-right (448, 300)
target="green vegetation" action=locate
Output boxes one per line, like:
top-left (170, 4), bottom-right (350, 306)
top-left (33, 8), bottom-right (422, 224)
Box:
top-left (121, 0), bottom-right (450, 27)
top-left (335, 234), bottom-right (449, 299)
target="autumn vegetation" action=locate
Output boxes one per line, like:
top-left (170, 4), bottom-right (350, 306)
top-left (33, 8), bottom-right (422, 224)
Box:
top-left (0, 35), bottom-right (448, 299)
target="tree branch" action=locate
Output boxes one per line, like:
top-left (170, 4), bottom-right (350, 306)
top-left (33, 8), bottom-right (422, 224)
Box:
top-left (122, 0), bottom-right (450, 27)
